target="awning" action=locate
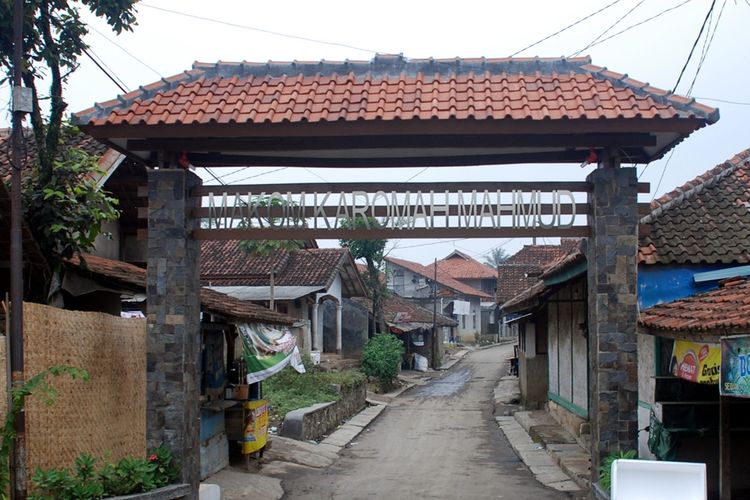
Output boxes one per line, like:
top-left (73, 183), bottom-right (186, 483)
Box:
top-left (209, 285), bottom-right (325, 301)
top-left (238, 323), bottom-right (305, 384)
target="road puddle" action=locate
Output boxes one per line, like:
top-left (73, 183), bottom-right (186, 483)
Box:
top-left (414, 367), bottom-right (472, 397)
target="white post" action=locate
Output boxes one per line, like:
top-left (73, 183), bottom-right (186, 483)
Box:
top-left (336, 303), bottom-right (343, 354)
top-left (312, 302), bottom-right (320, 351)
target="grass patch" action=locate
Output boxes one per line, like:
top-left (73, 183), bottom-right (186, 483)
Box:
top-left (264, 367), bottom-right (366, 424)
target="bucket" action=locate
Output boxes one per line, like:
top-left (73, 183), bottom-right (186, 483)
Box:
top-left (310, 351), bottom-right (321, 365)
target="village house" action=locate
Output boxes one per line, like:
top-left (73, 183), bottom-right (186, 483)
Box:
top-left (500, 148), bottom-right (750, 497)
top-left (384, 255), bottom-right (494, 343)
top-left (201, 241), bottom-right (367, 356)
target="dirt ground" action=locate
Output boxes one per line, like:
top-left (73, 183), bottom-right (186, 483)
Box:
top-left (279, 344), bottom-right (573, 499)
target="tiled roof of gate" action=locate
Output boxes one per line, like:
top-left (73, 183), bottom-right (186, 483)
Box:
top-left (639, 277), bottom-right (750, 332)
top-left (639, 148), bottom-right (750, 265)
top-left (74, 55), bottom-right (718, 127)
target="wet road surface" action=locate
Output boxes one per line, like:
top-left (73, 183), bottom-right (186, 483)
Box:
top-left (280, 345), bottom-right (569, 499)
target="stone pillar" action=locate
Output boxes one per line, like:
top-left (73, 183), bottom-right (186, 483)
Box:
top-left (336, 303), bottom-right (343, 354)
top-left (147, 168), bottom-right (202, 497)
top-left (302, 319), bottom-right (312, 354)
top-left (586, 157), bottom-right (639, 481)
top-left (311, 301), bottom-right (320, 351)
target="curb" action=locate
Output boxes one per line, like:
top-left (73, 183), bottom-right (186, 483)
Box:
top-left (320, 403), bottom-right (387, 449)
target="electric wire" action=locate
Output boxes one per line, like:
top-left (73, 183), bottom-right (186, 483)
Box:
top-left (570, 0), bottom-right (647, 57)
top-left (87, 24), bottom-right (163, 78)
top-left (509, 0), bottom-right (624, 57)
top-left (685, 0), bottom-right (727, 96)
top-left (85, 45), bottom-right (130, 91)
top-left (139, 3), bottom-right (381, 55)
top-left (303, 167), bottom-right (330, 183)
top-left (692, 96), bottom-right (750, 106)
top-left (585, 0), bottom-right (695, 51)
top-left (652, 148), bottom-right (677, 201)
top-left (229, 167), bottom-right (289, 184)
top-left (405, 167), bottom-right (430, 182)
top-left (204, 167), bottom-right (226, 186)
top-left (81, 46), bottom-right (128, 93)
top-left (673, 0), bottom-right (717, 93)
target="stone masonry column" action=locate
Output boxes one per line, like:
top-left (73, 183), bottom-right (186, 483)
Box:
top-left (147, 168), bottom-right (202, 497)
top-left (586, 156), bottom-right (639, 483)
top-left (336, 303), bottom-right (343, 354)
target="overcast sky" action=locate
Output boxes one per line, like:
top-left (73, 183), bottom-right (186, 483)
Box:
top-left (3, 0), bottom-right (749, 264)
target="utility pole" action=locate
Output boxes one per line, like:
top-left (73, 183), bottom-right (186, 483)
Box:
top-left (10, 0), bottom-right (28, 497)
top-left (432, 258), bottom-right (439, 369)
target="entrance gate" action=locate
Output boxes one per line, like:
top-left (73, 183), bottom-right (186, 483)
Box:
top-left (74, 55), bottom-right (718, 497)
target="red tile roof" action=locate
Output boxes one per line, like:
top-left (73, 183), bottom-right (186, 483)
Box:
top-left (435, 250), bottom-right (496, 280)
top-left (66, 254), bottom-right (295, 325)
top-left (352, 294), bottom-right (458, 329)
top-left (496, 241), bottom-right (579, 306)
top-left (385, 256), bottom-right (492, 299)
top-left (74, 56), bottom-right (717, 128)
top-left (201, 242), bottom-right (366, 296)
top-left (639, 148), bottom-right (750, 265)
top-left (639, 277), bottom-right (750, 334)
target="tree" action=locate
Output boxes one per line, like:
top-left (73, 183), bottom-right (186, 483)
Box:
top-left (482, 247), bottom-right (509, 268)
top-left (238, 196), bottom-right (305, 309)
top-left (339, 217), bottom-right (387, 336)
top-left (0, 1), bottom-right (138, 278)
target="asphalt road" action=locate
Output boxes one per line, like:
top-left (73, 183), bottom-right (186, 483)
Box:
top-left (281, 344), bottom-right (569, 499)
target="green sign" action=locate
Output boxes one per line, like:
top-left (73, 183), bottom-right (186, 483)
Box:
top-left (720, 335), bottom-right (750, 398)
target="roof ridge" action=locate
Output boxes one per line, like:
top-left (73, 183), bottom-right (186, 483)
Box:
top-left (641, 148), bottom-right (750, 225)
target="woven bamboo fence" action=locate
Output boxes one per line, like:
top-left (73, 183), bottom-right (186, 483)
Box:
top-left (0, 302), bottom-right (146, 474)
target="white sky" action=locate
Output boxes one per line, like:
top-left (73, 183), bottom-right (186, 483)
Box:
top-left (3, 0), bottom-right (749, 264)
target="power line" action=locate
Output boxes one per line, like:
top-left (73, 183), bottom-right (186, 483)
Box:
top-left (81, 46), bottom-right (127, 93)
top-left (673, 0), bottom-right (717, 93)
top-left (230, 167), bottom-right (289, 184)
top-left (203, 167), bottom-right (226, 186)
top-left (303, 167), bottom-right (330, 183)
top-left (509, 0), bottom-right (624, 57)
top-left (405, 167), bottom-right (430, 182)
top-left (393, 238), bottom-right (469, 250)
top-left (693, 96), bottom-right (750, 106)
top-left (585, 0), bottom-right (695, 52)
top-left (87, 23), bottom-right (163, 78)
top-left (652, 148), bottom-right (677, 200)
top-left (571, 0), bottom-right (647, 57)
top-left (685, 0), bottom-right (727, 96)
top-left (139, 3), bottom-right (381, 55)
top-left (85, 45), bottom-right (130, 90)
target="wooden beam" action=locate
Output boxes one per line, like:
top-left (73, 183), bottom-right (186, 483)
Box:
top-left (127, 133), bottom-right (658, 152)
top-left (192, 203), bottom-right (591, 218)
top-left (194, 181), bottom-right (595, 196)
top-left (183, 149), bottom-right (646, 167)
top-left (192, 226), bottom-right (591, 240)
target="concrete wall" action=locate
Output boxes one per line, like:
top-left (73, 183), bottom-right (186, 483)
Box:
top-left (637, 333), bottom-right (657, 459)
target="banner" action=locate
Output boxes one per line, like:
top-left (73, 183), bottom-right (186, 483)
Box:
top-left (670, 340), bottom-right (721, 384)
top-left (238, 323), bottom-right (305, 384)
top-left (720, 335), bottom-right (750, 398)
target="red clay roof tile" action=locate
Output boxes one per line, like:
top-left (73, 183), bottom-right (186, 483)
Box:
top-left (73, 56), bottom-right (717, 128)
top-left (385, 256), bottom-right (493, 299)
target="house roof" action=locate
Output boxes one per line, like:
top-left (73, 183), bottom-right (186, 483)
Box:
top-left (352, 293), bottom-right (458, 331)
top-left (74, 55), bottom-right (716, 166)
top-left (201, 242), bottom-right (366, 297)
top-left (496, 242), bottom-right (578, 306)
top-left (66, 254), bottom-right (295, 325)
top-left (436, 251), bottom-right (496, 280)
top-left (639, 277), bottom-right (750, 336)
top-left (385, 256), bottom-right (493, 299)
top-left (639, 148), bottom-right (750, 265)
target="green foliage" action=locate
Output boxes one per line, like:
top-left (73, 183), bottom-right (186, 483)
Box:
top-left (482, 247), bottom-right (509, 268)
top-left (264, 366), bottom-right (366, 423)
top-left (0, 366), bottom-right (90, 500)
top-left (598, 449), bottom-right (638, 492)
top-left (29, 446), bottom-right (179, 499)
top-left (22, 132), bottom-right (120, 262)
top-left (361, 333), bottom-right (405, 390)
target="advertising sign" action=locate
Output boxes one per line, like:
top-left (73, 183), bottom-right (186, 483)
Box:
top-left (240, 399), bottom-right (269, 454)
top-left (670, 340), bottom-right (721, 384)
top-left (720, 335), bottom-right (750, 398)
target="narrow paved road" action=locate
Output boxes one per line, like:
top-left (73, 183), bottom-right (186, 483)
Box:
top-left (281, 344), bottom-right (569, 499)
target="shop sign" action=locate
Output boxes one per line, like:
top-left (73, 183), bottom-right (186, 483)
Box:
top-left (670, 340), bottom-right (721, 384)
top-left (720, 335), bottom-right (750, 398)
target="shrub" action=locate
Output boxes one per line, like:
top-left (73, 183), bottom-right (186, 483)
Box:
top-left (29, 446), bottom-right (179, 499)
top-left (598, 449), bottom-right (637, 492)
top-left (361, 333), bottom-right (405, 390)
